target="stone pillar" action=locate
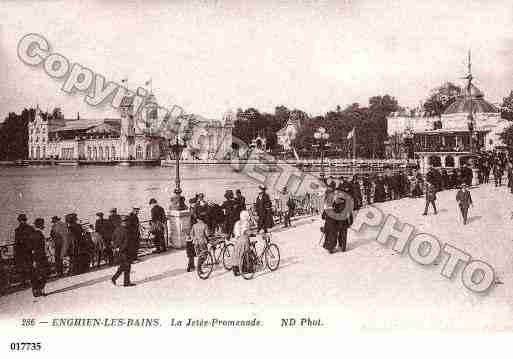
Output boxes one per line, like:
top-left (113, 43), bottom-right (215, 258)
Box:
top-left (440, 155), bottom-right (446, 169)
top-left (167, 209), bottom-right (191, 249)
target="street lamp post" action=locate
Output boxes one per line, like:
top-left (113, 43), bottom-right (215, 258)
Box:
top-left (169, 132), bottom-right (190, 210)
top-left (314, 127), bottom-right (330, 181)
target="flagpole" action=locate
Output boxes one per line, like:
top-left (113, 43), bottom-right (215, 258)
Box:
top-left (352, 127), bottom-right (356, 176)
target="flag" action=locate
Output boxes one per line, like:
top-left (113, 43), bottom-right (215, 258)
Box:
top-left (347, 128), bottom-right (355, 139)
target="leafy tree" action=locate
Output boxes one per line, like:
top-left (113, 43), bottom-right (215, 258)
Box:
top-left (423, 82), bottom-right (462, 118)
top-left (499, 123), bottom-right (513, 148)
top-left (0, 108), bottom-right (34, 160)
top-left (500, 91), bottom-right (513, 121)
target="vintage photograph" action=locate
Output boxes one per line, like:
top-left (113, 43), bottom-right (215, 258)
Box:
top-left (1, 0), bottom-right (513, 355)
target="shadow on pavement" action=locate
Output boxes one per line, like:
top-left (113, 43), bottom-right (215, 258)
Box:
top-left (467, 215), bottom-right (482, 224)
top-left (255, 256), bottom-right (300, 279)
top-left (135, 268), bottom-right (186, 285)
top-left (46, 274), bottom-right (113, 296)
top-left (346, 237), bottom-right (375, 251)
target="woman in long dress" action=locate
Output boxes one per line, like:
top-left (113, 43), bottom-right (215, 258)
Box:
top-left (232, 210), bottom-right (251, 276)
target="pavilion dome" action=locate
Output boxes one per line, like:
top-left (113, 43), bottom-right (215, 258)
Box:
top-left (443, 84), bottom-right (497, 114)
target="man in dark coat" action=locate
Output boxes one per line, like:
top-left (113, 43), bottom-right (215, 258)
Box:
top-left (66, 213), bottom-right (86, 275)
top-left (111, 216), bottom-right (135, 287)
top-left (235, 189), bottom-right (246, 210)
top-left (321, 193), bottom-right (354, 253)
top-left (108, 208), bottom-right (121, 230)
top-left (149, 198), bottom-right (167, 253)
top-left (127, 207), bottom-right (141, 262)
top-left (423, 182), bottom-right (438, 215)
top-left (95, 212), bottom-right (113, 265)
top-left (14, 214), bottom-right (33, 285)
top-left (255, 185), bottom-right (273, 233)
top-left (456, 184), bottom-right (473, 225)
top-left (493, 164), bottom-right (503, 187)
top-left (234, 189), bottom-right (246, 220)
top-left (222, 190), bottom-right (238, 238)
top-left (30, 218), bottom-right (49, 297)
top-left (350, 175), bottom-right (362, 210)
top-left (373, 174), bottom-right (386, 203)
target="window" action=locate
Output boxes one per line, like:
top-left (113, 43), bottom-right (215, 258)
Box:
top-left (105, 146), bottom-right (110, 160)
top-left (99, 147), bottom-right (103, 160)
top-left (136, 145), bottom-right (143, 160)
top-left (111, 146), bottom-right (116, 159)
top-left (93, 147), bottom-right (97, 160)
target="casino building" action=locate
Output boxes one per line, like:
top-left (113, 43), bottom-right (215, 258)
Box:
top-left (27, 93), bottom-right (234, 161)
top-left (388, 83), bottom-right (508, 173)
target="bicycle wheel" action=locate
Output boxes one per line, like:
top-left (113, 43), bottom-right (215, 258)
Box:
top-left (222, 243), bottom-right (234, 270)
top-left (197, 251), bottom-right (214, 280)
top-left (241, 250), bottom-right (257, 280)
top-left (265, 243), bottom-right (280, 271)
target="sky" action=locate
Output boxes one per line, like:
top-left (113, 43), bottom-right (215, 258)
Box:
top-left (1, 0), bottom-right (513, 121)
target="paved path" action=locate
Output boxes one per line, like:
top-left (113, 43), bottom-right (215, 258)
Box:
top-left (2, 183), bottom-right (513, 330)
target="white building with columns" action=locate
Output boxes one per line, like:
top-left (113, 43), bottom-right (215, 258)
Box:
top-left (28, 96), bottom-right (234, 162)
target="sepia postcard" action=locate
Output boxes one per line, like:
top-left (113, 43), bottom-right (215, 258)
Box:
top-left (1, 0), bottom-right (512, 357)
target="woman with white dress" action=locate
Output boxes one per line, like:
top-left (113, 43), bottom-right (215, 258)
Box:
top-left (232, 210), bottom-right (251, 276)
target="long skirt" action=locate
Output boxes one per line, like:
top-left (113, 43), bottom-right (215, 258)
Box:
top-left (232, 236), bottom-right (249, 268)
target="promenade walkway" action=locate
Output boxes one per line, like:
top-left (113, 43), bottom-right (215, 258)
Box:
top-left (1, 183), bottom-right (513, 330)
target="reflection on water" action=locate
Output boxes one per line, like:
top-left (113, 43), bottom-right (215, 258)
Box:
top-left (0, 165), bottom-right (261, 245)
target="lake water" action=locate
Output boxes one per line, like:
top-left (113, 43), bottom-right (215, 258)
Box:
top-left (0, 165), bottom-right (264, 245)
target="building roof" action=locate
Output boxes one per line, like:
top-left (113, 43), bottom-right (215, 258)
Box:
top-left (444, 84), bottom-right (497, 115)
top-left (49, 118), bottom-right (121, 132)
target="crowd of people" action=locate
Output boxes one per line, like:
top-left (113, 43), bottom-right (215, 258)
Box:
top-left (8, 150), bottom-right (513, 295)
top-left (10, 199), bottom-right (168, 296)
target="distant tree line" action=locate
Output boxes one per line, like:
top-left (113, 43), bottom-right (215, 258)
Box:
top-left (0, 107), bottom-right (63, 160)
top-left (232, 95), bottom-right (399, 159)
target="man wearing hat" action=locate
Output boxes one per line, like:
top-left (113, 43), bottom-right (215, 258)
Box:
top-left (456, 183), bottom-right (473, 225)
top-left (50, 216), bottom-right (67, 276)
top-left (127, 207), bottom-right (141, 262)
top-left (31, 218), bottom-right (49, 297)
top-left (108, 208), bottom-right (121, 230)
top-left (14, 213), bottom-right (34, 285)
top-left (222, 190), bottom-right (237, 238)
top-left (255, 185), bottom-right (273, 233)
top-left (423, 181), bottom-right (438, 216)
top-left (111, 215), bottom-right (135, 287)
top-left (149, 198), bottom-right (167, 253)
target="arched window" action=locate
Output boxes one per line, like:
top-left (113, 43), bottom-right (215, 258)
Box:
top-left (445, 155), bottom-right (455, 167)
top-left (111, 146), bottom-right (116, 159)
top-left (136, 145), bottom-right (143, 160)
top-left (93, 147), bottom-right (98, 160)
top-left (105, 146), bottom-right (110, 160)
top-left (428, 155), bottom-right (441, 167)
top-left (42, 146), bottom-right (46, 159)
top-left (31, 147), bottom-right (34, 159)
top-left (87, 146), bottom-right (91, 160)
top-left (99, 147), bottom-right (103, 160)
top-left (36, 146), bottom-right (40, 159)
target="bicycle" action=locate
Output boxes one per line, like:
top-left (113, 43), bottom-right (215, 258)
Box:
top-left (196, 235), bottom-right (234, 280)
top-left (240, 232), bottom-right (280, 280)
